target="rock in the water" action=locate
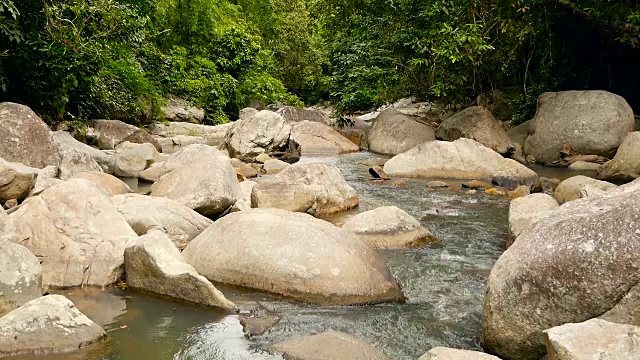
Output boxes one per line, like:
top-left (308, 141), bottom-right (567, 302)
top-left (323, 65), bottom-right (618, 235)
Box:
top-left (418, 347), bottom-right (501, 360)
top-left (368, 109), bottom-right (436, 155)
top-left (482, 179), bottom-right (640, 360)
top-left (151, 154), bottom-right (238, 216)
top-left (251, 162), bottom-right (359, 216)
top-left (7, 179), bottom-right (137, 287)
top-left (568, 160), bottom-right (602, 171)
top-left (53, 131), bottom-right (115, 173)
top-left (0, 160), bottom-right (37, 201)
top-left (231, 181), bottom-right (256, 212)
top-left (182, 208), bottom-right (404, 305)
top-left (427, 180), bottom-right (449, 189)
top-left (524, 91), bottom-right (634, 163)
top-left (509, 193), bottom-right (559, 237)
top-left (533, 177), bottom-right (560, 195)
top-left (93, 119), bottom-right (161, 151)
top-left (276, 106), bottom-right (330, 125)
top-left (553, 175), bottom-right (617, 204)
top-left (58, 150), bottom-right (104, 180)
top-left (115, 141), bottom-right (160, 167)
top-left (544, 319), bottom-right (640, 360)
top-left (230, 158), bottom-right (258, 179)
top-left (112, 194), bottom-right (211, 250)
top-left (0, 102), bottom-right (62, 169)
top-left (384, 138), bottom-right (537, 188)
top-left (271, 331), bottom-right (390, 360)
top-left (72, 172), bottom-right (132, 196)
top-left (342, 206), bottom-right (437, 249)
top-left (507, 185), bottom-right (530, 199)
top-left (224, 110), bottom-right (292, 158)
top-left (0, 240), bottom-right (41, 317)
top-left (161, 96), bottom-right (205, 124)
top-left (263, 159), bottom-right (290, 174)
top-left (598, 131), bottom-right (640, 181)
top-left (291, 120), bottom-right (359, 155)
top-left (149, 122), bottom-right (231, 147)
top-left (0, 295), bottom-right (106, 357)
top-left (239, 314), bottom-right (280, 337)
top-left (436, 106), bottom-right (514, 155)
top-left (124, 230), bottom-right (236, 311)
top-left (461, 180), bottom-right (493, 190)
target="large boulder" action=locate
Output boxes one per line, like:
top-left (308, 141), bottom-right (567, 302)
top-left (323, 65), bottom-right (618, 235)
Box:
top-left (0, 240), bottom-right (42, 317)
top-left (508, 193), bottom-right (559, 237)
top-left (112, 194), bottom-right (212, 250)
top-left (124, 230), bottom-right (236, 311)
top-left (418, 347), bottom-right (501, 360)
top-left (271, 331), bottom-right (390, 360)
top-left (149, 122), bottom-right (232, 147)
top-left (251, 162), bottom-right (359, 216)
top-left (524, 91), bottom-right (634, 163)
top-left (182, 208), bottom-right (404, 305)
top-left (291, 120), bottom-right (359, 155)
top-left (436, 106), bottom-right (514, 155)
top-left (162, 143), bottom-right (227, 172)
top-left (384, 138), bottom-right (538, 189)
top-left (342, 206), bottom-right (437, 249)
top-left (543, 319), bottom-right (640, 360)
top-left (598, 131), bottom-right (640, 181)
top-left (0, 102), bottom-right (62, 168)
top-left (72, 172), bottom-right (132, 196)
top-left (114, 141), bottom-right (160, 167)
top-left (0, 295), bottom-right (106, 357)
top-left (92, 119), bottom-right (161, 151)
top-left (58, 149), bottom-right (104, 180)
top-left (160, 96), bottom-right (205, 124)
top-left (53, 131), bottom-right (115, 173)
top-left (368, 108), bottom-right (436, 155)
top-left (224, 110), bottom-right (292, 158)
top-left (553, 175), bottom-right (617, 204)
top-left (482, 179), bottom-right (640, 360)
top-left (276, 106), bottom-right (330, 125)
top-left (151, 154), bottom-right (238, 216)
top-left (6, 178), bottom-right (137, 287)
top-left (0, 160), bottom-right (37, 201)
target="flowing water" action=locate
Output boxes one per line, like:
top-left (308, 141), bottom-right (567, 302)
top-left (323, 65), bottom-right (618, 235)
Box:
top-left (42, 152), bottom-right (523, 360)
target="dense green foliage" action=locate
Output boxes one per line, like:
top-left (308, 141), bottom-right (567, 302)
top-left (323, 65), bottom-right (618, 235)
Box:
top-left (1, 0), bottom-right (639, 125)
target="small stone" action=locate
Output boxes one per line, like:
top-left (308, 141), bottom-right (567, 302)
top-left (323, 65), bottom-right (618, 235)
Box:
top-left (462, 180), bottom-right (493, 190)
top-left (507, 185), bottom-right (530, 199)
top-left (255, 153), bottom-right (271, 164)
top-left (239, 315), bottom-right (281, 337)
top-left (568, 160), bottom-right (602, 171)
top-left (526, 155), bottom-right (536, 164)
top-left (427, 180), bottom-right (449, 189)
top-left (486, 187), bottom-right (507, 196)
top-left (369, 166), bottom-right (389, 180)
top-left (466, 189), bottom-right (477, 195)
top-left (272, 331), bottom-right (390, 360)
top-left (263, 159), bottom-right (290, 175)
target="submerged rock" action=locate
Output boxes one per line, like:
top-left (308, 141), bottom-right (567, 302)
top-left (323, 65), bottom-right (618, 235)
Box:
top-left (271, 331), bottom-right (391, 360)
top-left (483, 179), bottom-right (640, 359)
top-left (251, 162), bottom-right (359, 216)
top-left (524, 91), bottom-right (634, 163)
top-left (0, 102), bottom-right (62, 169)
top-left (182, 208), bottom-right (404, 305)
top-left (112, 194), bottom-right (212, 250)
top-left (0, 295), bottom-right (106, 357)
top-left (368, 108), bottom-right (436, 155)
top-left (544, 319), bottom-right (640, 360)
top-left (418, 347), bottom-right (501, 360)
top-left (0, 240), bottom-right (42, 317)
top-left (124, 230), bottom-right (236, 311)
top-left (553, 175), bottom-right (617, 204)
top-left (342, 206), bottom-right (437, 249)
top-left (7, 178), bottom-right (137, 287)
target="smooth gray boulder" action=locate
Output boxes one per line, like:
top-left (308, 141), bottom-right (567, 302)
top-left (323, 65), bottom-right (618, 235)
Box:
top-left (290, 120), bottom-right (359, 155)
top-left (418, 347), bottom-right (501, 360)
top-left (0, 240), bottom-right (42, 317)
top-left (92, 119), bottom-right (161, 151)
top-left (436, 106), bottom-right (514, 155)
top-left (598, 131), bottom-right (640, 181)
top-left (508, 193), bottom-right (559, 237)
top-left (149, 122), bottom-right (231, 147)
top-left (271, 331), bottom-right (390, 360)
top-left (0, 159), bottom-right (37, 201)
top-left (276, 106), bottom-right (330, 125)
top-left (483, 179), bottom-right (640, 360)
top-left (251, 162), bottom-right (359, 216)
top-left (112, 194), bottom-right (212, 250)
top-left (224, 110), bottom-right (292, 158)
top-left (182, 208), bottom-right (404, 305)
top-left (161, 96), bottom-right (205, 123)
top-left (0, 295), bottom-right (106, 357)
top-left (384, 138), bottom-right (537, 189)
top-left (263, 158), bottom-right (290, 174)
top-left (553, 175), bottom-right (617, 204)
top-left (368, 108), bottom-right (436, 155)
top-left (342, 206), bottom-right (437, 249)
top-left (568, 160), bottom-right (602, 171)
top-left (58, 149), bottom-right (104, 180)
top-left (524, 91), bottom-right (634, 163)
top-left (151, 154), bottom-right (239, 216)
top-left (114, 154), bottom-right (147, 178)
top-left (544, 319), bottom-right (640, 360)
top-left (7, 178), bottom-right (137, 287)
top-left (124, 230), bottom-right (236, 311)
top-left (53, 131), bottom-right (115, 173)
top-left (114, 141), bottom-right (160, 167)
top-left (72, 172), bottom-right (132, 196)
top-left (0, 102), bottom-right (61, 168)
top-left (163, 143), bottom-right (228, 172)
